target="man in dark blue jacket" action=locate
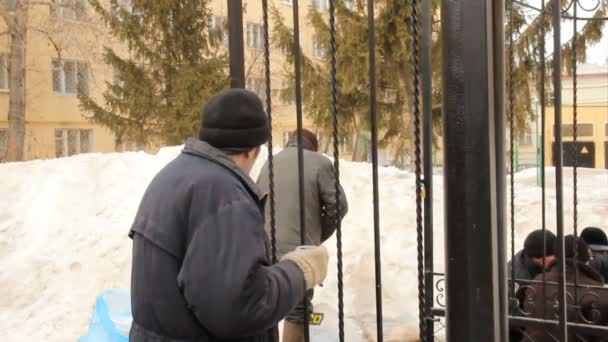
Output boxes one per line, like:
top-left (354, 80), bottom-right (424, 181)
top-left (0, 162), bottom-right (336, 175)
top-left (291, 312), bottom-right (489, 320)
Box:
top-left (129, 89), bottom-right (329, 342)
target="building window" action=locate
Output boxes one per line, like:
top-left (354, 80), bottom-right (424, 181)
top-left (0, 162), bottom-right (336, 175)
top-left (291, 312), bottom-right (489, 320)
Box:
top-left (208, 16), bottom-right (228, 47)
top-left (279, 0), bottom-right (293, 5)
top-left (557, 123), bottom-right (594, 138)
top-left (51, 0), bottom-right (88, 21)
top-left (314, 0), bottom-right (329, 11)
top-left (247, 23), bottom-right (264, 49)
top-left (246, 77), bottom-right (267, 104)
top-left (52, 59), bottom-right (91, 96)
top-left (519, 131), bottom-right (534, 146)
top-left (0, 128), bottom-right (7, 158)
top-left (0, 54), bottom-right (8, 91)
top-left (55, 128), bottom-right (94, 157)
top-left (312, 36), bottom-right (326, 59)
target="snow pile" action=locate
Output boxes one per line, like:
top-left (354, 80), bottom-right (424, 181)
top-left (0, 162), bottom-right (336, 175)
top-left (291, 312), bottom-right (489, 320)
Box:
top-left (0, 146), bottom-right (606, 341)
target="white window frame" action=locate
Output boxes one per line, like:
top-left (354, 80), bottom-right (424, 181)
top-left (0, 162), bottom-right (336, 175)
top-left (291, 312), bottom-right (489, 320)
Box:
top-left (314, 0), bottom-right (329, 11)
top-left (246, 22), bottom-right (264, 49)
top-left (208, 16), bottom-right (229, 47)
top-left (52, 0), bottom-right (89, 22)
top-left (0, 54), bottom-right (9, 91)
top-left (52, 59), bottom-right (91, 96)
top-left (55, 128), bottom-right (94, 157)
top-left (519, 130), bottom-right (534, 146)
top-left (312, 36), bottom-right (326, 59)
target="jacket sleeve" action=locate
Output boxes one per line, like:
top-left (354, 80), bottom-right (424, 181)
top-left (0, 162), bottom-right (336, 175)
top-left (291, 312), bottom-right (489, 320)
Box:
top-left (317, 159), bottom-right (349, 242)
top-left (177, 200), bottom-right (306, 338)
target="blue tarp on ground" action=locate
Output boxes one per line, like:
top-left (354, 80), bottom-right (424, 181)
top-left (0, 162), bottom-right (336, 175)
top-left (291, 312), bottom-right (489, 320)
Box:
top-left (79, 289), bottom-right (132, 342)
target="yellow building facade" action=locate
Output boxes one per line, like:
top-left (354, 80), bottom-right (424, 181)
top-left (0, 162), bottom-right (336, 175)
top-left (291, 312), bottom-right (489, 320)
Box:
top-left (0, 0), bottom-right (325, 161)
top-left (544, 64), bottom-right (608, 169)
top-left (0, 1), bottom-right (118, 160)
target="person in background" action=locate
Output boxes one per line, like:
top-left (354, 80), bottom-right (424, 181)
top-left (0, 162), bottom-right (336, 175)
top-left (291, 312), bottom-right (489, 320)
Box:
top-left (128, 89), bottom-right (329, 342)
top-left (523, 235), bottom-right (608, 342)
top-left (257, 128), bottom-right (348, 342)
top-left (508, 229), bottom-right (556, 342)
top-left (509, 229), bottom-right (557, 291)
top-left (581, 226), bottom-right (608, 283)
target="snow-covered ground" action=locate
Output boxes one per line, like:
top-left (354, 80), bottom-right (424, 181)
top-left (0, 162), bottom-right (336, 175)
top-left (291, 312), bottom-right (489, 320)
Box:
top-left (0, 146), bottom-right (606, 341)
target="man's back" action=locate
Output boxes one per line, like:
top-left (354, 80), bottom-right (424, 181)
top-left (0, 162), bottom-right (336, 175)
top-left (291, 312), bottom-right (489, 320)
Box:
top-left (130, 150), bottom-right (264, 340)
top-left (257, 147), bottom-right (347, 259)
top-left (130, 140), bottom-right (305, 341)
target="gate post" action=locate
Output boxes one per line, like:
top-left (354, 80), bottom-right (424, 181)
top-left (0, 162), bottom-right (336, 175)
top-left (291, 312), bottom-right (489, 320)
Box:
top-left (227, 0), bottom-right (245, 88)
top-left (441, 0), bottom-right (507, 339)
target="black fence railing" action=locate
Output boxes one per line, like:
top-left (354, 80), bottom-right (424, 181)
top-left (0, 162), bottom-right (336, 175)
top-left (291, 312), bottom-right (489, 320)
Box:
top-left (226, 0), bottom-right (607, 341)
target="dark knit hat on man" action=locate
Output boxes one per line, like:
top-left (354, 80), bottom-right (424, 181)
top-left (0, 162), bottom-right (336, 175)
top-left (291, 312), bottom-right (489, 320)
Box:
top-left (523, 229), bottom-right (556, 258)
top-left (564, 235), bottom-right (591, 262)
top-left (580, 227), bottom-right (608, 252)
top-left (199, 89), bottom-right (269, 150)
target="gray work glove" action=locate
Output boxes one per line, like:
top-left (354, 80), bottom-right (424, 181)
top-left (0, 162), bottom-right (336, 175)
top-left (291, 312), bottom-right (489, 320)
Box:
top-left (282, 245), bottom-right (329, 290)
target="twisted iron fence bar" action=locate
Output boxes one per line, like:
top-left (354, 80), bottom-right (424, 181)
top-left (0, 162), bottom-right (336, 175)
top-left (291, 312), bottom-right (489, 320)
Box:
top-left (327, 0), bottom-right (345, 340)
top-left (572, 0), bottom-right (580, 308)
top-left (552, 0), bottom-right (568, 338)
top-left (411, 0), bottom-right (426, 338)
top-left (290, 1), bottom-right (310, 339)
top-left (539, 0), bottom-right (548, 320)
top-left (261, 0), bottom-right (277, 265)
top-left (421, 0), bottom-right (435, 337)
top-left (509, 0), bottom-right (517, 304)
top-left (366, 0), bottom-right (384, 339)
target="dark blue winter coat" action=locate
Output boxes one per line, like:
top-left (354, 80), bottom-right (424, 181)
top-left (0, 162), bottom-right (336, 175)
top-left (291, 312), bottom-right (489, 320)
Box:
top-left (129, 138), bottom-right (306, 342)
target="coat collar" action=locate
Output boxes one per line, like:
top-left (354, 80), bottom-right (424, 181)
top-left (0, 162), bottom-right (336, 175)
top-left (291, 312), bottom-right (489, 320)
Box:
top-left (182, 138), bottom-right (265, 202)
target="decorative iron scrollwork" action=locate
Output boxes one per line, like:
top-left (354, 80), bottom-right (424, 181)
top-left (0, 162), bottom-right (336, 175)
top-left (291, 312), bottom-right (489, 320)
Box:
top-left (435, 277), bottom-right (445, 308)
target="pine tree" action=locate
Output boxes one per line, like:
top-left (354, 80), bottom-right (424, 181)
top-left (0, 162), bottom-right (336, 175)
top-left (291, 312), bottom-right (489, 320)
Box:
top-left (79, 0), bottom-right (229, 148)
top-left (272, 0), bottom-right (441, 162)
top-left (272, 0), bottom-right (606, 163)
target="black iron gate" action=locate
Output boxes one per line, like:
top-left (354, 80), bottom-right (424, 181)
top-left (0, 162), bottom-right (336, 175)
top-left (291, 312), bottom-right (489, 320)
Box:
top-left (225, 0), bottom-right (607, 341)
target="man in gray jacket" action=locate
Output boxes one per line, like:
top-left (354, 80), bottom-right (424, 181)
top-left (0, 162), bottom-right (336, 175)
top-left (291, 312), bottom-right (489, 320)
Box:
top-left (129, 90), bottom-right (329, 342)
top-left (257, 129), bottom-right (348, 342)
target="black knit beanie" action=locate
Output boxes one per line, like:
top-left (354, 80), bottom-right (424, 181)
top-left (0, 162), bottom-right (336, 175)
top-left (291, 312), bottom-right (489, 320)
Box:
top-left (199, 89), bottom-right (269, 150)
top-left (580, 227), bottom-right (608, 252)
top-left (523, 229), bottom-right (556, 258)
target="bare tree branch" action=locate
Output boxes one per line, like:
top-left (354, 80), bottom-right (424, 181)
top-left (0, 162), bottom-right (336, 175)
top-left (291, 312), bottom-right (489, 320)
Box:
top-left (28, 26), bottom-right (62, 58)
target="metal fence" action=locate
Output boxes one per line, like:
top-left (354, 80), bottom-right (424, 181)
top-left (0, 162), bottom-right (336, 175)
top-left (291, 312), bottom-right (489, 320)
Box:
top-left (226, 0), bottom-right (607, 341)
